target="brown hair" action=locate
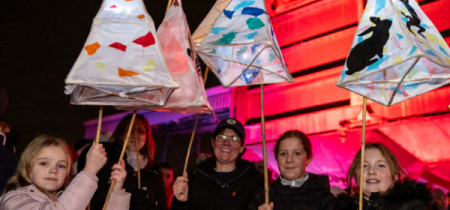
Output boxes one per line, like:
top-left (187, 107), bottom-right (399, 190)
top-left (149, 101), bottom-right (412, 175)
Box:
top-left (274, 130), bottom-right (312, 159)
top-left (3, 135), bottom-right (73, 200)
top-left (109, 114), bottom-right (155, 167)
top-left (346, 143), bottom-right (409, 190)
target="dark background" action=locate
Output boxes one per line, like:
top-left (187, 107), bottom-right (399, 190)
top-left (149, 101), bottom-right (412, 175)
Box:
top-left (0, 0), bottom-right (221, 153)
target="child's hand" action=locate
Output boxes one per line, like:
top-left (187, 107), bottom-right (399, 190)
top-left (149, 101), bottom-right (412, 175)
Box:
top-left (83, 143), bottom-right (107, 175)
top-left (111, 158), bottom-right (127, 191)
top-left (258, 202), bottom-right (274, 210)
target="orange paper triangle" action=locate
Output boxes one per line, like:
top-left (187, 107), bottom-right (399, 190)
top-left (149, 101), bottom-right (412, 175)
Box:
top-left (84, 42), bottom-right (101, 55)
top-left (118, 68), bottom-right (139, 77)
top-left (137, 14), bottom-right (145, 19)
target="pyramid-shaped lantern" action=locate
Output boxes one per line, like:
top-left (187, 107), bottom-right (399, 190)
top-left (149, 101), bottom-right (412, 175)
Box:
top-left (116, 0), bottom-right (213, 114)
top-left (65, 0), bottom-right (179, 106)
top-left (337, 0), bottom-right (450, 106)
top-left (192, 0), bottom-right (294, 87)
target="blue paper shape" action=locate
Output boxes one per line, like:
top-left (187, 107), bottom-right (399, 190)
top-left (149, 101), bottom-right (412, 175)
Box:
top-left (420, 24), bottom-right (430, 29)
top-left (224, 10), bottom-right (235, 19)
top-left (208, 31), bottom-right (238, 45)
top-left (244, 31), bottom-right (258, 39)
top-left (211, 27), bottom-right (227, 34)
top-left (251, 44), bottom-right (261, 55)
top-left (234, 0), bottom-right (255, 10)
top-left (367, 55), bottom-right (390, 71)
top-left (241, 68), bottom-right (260, 84)
top-left (403, 83), bottom-right (419, 90)
top-left (426, 49), bottom-right (438, 57)
top-left (242, 7), bottom-right (265, 17)
top-left (375, 0), bottom-right (385, 15)
top-left (396, 33), bottom-right (404, 40)
top-left (390, 86), bottom-right (407, 96)
top-left (407, 46), bottom-right (417, 56)
top-left (401, 18), bottom-right (408, 23)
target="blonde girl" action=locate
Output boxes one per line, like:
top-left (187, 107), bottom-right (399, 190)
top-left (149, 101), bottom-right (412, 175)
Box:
top-left (0, 135), bottom-right (131, 210)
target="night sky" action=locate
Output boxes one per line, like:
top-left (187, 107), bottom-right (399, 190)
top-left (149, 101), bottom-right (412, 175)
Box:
top-left (0, 0), bottom-right (220, 152)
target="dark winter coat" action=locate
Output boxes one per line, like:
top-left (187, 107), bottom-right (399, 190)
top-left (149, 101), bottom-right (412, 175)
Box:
top-left (249, 173), bottom-right (337, 210)
top-left (337, 179), bottom-right (432, 210)
top-left (78, 142), bottom-right (167, 210)
top-left (171, 158), bottom-right (263, 210)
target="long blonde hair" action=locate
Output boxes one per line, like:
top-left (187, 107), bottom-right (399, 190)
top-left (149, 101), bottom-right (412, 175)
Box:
top-left (346, 143), bottom-right (408, 192)
top-left (2, 135), bottom-right (73, 200)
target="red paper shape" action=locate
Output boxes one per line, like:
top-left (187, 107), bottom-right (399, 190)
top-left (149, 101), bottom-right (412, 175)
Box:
top-left (133, 32), bottom-right (155, 48)
top-left (109, 5), bottom-right (117, 8)
top-left (109, 42), bottom-right (127, 52)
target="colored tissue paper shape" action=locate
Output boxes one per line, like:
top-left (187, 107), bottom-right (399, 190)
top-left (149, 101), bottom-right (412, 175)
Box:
top-left (241, 7), bottom-right (265, 17)
top-left (116, 0), bottom-right (212, 114)
top-left (191, 0), bottom-right (294, 87)
top-left (133, 31), bottom-right (156, 47)
top-left (143, 59), bottom-right (156, 72)
top-left (96, 62), bottom-right (106, 69)
top-left (211, 27), bottom-right (227, 34)
top-left (224, 10), bottom-right (235, 19)
top-left (84, 42), bottom-right (101, 55)
top-left (246, 18), bottom-right (265, 30)
top-left (109, 42), bottom-right (127, 52)
top-left (64, 0), bottom-right (179, 107)
top-left (118, 68), bottom-right (139, 77)
top-left (337, 0), bottom-right (450, 106)
top-left (234, 0), bottom-right (255, 10)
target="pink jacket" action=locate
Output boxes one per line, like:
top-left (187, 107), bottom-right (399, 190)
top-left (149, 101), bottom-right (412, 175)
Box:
top-left (0, 171), bottom-right (130, 210)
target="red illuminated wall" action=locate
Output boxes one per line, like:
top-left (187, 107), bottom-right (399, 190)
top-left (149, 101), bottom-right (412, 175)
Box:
top-left (234, 0), bottom-right (450, 190)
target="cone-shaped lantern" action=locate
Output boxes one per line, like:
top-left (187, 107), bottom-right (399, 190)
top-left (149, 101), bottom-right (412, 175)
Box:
top-left (337, 0), bottom-right (450, 106)
top-left (116, 0), bottom-right (212, 114)
top-left (65, 0), bottom-right (179, 106)
top-left (191, 0), bottom-right (294, 87)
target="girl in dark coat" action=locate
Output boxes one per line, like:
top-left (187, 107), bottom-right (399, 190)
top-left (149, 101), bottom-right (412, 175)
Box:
top-left (78, 114), bottom-right (167, 210)
top-left (337, 142), bottom-right (432, 210)
top-left (249, 130), bottom-right (337, 210)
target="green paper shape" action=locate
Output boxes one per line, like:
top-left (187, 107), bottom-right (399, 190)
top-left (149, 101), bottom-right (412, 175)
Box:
top-left (269, 49), bottom-right (276, 63)
top-left (208, 32), bottom-right (238, 45)
top-left (237, 46), bottom-right (248, 56)
top-left (143, 59), bottom-right (156, 72)
top-left (246, 18), bottom-right (265, 30)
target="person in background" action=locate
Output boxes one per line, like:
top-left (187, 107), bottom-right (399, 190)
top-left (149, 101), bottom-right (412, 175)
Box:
top-left (249, 130), bottom-right (337, 210)
top-left (78, 113), bottom-right (167, 210)
top-left (432, 189), bottom-right (448, 210)
top-left (72, 139), bottom-right (93, 174)
top-left (0, 135), bottom-right (130, 210)
top-left (172, 118), bottom-right (263, 210)
top-left (0, 122), bottom-right (17, 193)
top-left (337, 142), bottom-right (433, 210)
top-left (156, 162), bottom-right (174, 209)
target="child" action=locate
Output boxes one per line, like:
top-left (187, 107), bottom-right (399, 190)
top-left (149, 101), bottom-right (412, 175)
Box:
top-left (0, 135), bottom-right (131, 210)
top-left (249, 130), bottom-right (337, 210)
top-left (338, 142), bottom-right (432, 210)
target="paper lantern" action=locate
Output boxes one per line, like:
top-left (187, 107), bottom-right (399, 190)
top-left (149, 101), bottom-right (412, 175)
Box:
top-left (337, 0), bottom-right (450, 106)
top-left (65, 0), bottom-right (179, 106)
top-left (116, 0), bottom-right (212, 113)
top-left (192, 0), bottom-right (294, 87)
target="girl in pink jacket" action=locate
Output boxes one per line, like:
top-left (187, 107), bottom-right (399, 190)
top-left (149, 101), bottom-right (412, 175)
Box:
top-left (0, 135), bottom-right (131, 210)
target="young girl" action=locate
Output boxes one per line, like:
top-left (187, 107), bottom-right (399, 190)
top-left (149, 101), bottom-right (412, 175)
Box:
top-left (249, 130), bottom-right (337, 210)
top-left (338, 142), bottom-right (432, 210)
top-left (0, 135), bottom-right (131, 210)
top-left (78, 114), bottom-right (167, 210)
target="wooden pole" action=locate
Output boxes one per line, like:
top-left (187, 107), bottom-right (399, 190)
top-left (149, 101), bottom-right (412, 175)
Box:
top-left (182, 67), bottom-right (210, 176)
top-left (260, 84), bottom-right (269, 204)
top-left (96, 106), bottom-right (103, 144)
top-left (165, 0), bottom-right (173, 14)
top-left (136, 135), bottom-right (141, 189)
top-left (358, 97), bottom-right (368, 210)
top-left (102, 111), bottom-right (137, 210)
